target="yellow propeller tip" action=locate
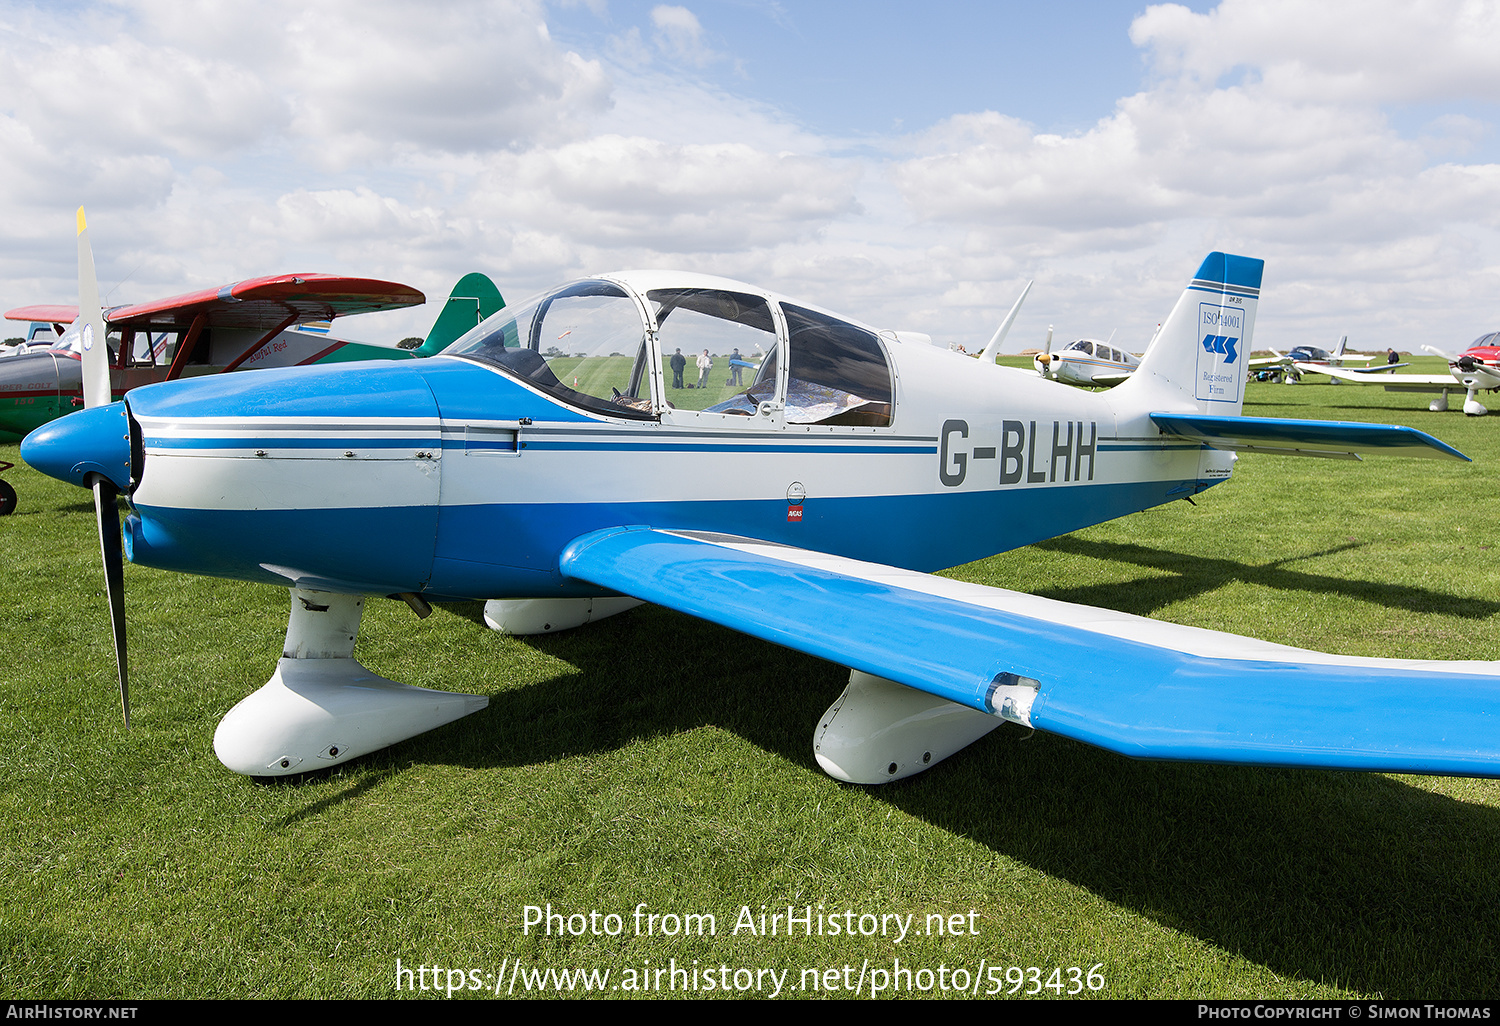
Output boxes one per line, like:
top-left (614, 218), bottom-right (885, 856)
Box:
top-left (76, 207), bottom-right (87, 235)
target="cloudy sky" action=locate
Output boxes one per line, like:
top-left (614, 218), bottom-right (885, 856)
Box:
top-left (3, 0), bottom-right (1499, 352)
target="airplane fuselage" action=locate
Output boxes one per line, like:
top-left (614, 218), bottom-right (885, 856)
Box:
top-left (117, 339), bottom-right (1223, 601)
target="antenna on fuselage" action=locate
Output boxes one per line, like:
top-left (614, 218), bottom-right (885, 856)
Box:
top-left (977, 280), bottom-right (1032, 363)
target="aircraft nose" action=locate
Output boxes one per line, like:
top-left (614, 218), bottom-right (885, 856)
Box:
top-left (21, 401), bottom-right (133, 492)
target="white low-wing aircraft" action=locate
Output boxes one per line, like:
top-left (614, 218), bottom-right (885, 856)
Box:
top-left (1034, 333), bottom-right (1141, 387)
top-left (1311, 334), bottom-right (1500, 415)
top-left (26, 212), bottom-right (1500, 784)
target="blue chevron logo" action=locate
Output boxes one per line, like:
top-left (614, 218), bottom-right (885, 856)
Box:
top-left (1200, 334), bottom-right (1239, 364)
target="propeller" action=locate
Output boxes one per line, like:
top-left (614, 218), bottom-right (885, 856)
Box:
top-left (93, 475), bottom-right (129, 727)
top-left (1035, 325), bottom-right (1055, 369)
top-left (76, 207), bottom-right (130, 727)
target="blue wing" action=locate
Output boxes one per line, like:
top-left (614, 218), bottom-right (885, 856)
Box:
top-left (560, 527), bottom-right (1500, 776)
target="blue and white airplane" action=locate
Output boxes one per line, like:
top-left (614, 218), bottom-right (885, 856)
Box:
top-left (24, 211), bottom-right (1500, 784)
top-left (1251, 335), bottom-right (1402, 383)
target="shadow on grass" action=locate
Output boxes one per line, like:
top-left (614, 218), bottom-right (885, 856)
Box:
top-left (1030, 535), bottom-right (1500, 619)
top-left (21, 499), bottom-right (97, 515)
top-left (1310, 402), bottom-right (1452, 415)
top-left (879, 727), bottom-right (1500, 998)
top-left (380, 602), bottom-right (1500, 997)
top-left (1243, 397), bottom-right (1437, 415)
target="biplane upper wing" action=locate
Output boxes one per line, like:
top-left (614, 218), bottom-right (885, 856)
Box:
top-left (4, 305), bottom-right (80, 326)
top-left (5, 274), bottom-right (424, 330)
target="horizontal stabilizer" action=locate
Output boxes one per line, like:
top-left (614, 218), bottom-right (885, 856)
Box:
top-left (1150, 412), bottom-right (1468, 461)
top-left (559, 528), bottom-right (1500, 776)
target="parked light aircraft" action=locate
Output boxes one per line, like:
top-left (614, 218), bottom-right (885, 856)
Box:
top-left (2, 320), bottom-right (72, 356)
top-left (1311, 334), bottom-right (1500, 415)
top-left (1249, 336), bottom-right (1400, 383)
top-left (0, 271), bottom-right (505, 515)
top-left (1035, 333), bottom-right (1141, 387)
top-left (0, 273), bottom-right (424, 445)
top-left (25, 211), bottom-right (1500, 786)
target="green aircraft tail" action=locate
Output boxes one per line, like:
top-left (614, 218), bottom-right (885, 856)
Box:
top-left (411, 272), bottom-right (506, 357)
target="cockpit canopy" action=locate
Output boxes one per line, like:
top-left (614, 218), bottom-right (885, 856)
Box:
top-left (1291, 346), bottom-right (1331, 362)
top-left (443, 274), bottom-right (894, 426)
top-left (1469, 331), bottom-right (1500, 350)
top-left (1064, 338), bottom-right (1136, 365)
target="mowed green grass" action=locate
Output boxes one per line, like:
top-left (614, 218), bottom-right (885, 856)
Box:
top-left (545, 353), bottom-right (757, 412)
top-left (4, 365), bottom-right (1500, 999)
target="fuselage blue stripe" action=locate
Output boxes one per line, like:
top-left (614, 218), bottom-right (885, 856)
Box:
top-left (144, 436), bottom-right (432, 450)
top-left (143, 435), bottom-right (941, 456)
top-left (492, 441), bottom-right (939, 455)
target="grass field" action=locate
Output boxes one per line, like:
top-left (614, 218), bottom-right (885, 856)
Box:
top-left (3, 363), bottom-right (1499, 999)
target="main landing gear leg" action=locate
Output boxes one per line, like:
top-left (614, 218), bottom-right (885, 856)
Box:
top-left (1463, 386), bottom-right (1488, 417)
top-left (213, 587), bottom-right (488, 776)
top-left (813, 670), bottom-right (1007, 784)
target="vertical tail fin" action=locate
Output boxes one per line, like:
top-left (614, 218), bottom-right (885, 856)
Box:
top-left (412, 272), bottom-right (505, 357)
top-left (1115, 252), bottom-right (1263, 416)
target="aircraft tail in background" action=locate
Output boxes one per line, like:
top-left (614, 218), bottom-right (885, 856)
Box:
top-left (412, 272), bottom-right (506, 357)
